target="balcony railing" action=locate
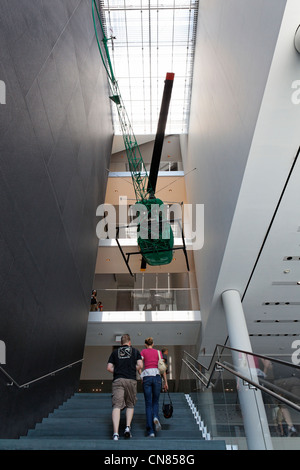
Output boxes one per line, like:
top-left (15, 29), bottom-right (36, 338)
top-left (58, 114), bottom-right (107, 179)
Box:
top-left (109, 160), bottom-right (184, 173)
top-left (91, 288), bottom-right (200, 312)
top-left (181, 345), bottom-right (300, 450)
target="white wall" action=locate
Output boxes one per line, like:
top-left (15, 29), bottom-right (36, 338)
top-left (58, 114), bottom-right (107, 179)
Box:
top-left (80, 346), bottom-right (113, 380)
top-left (183, 0), bottom-right (287, 356)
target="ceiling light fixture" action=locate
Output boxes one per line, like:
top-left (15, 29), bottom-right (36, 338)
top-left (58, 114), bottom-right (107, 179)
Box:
top-left (295, 25), bottom-right (300, 53)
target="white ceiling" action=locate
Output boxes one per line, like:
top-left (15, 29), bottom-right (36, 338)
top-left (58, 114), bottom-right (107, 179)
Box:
top-left (241, 146), bottom-right (300, 355)
top-left (192, 1), bottom-right (300, 361)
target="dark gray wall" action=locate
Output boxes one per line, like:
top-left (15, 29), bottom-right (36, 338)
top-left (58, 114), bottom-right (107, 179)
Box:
top-left (0, 0), bottom-right (113, 437)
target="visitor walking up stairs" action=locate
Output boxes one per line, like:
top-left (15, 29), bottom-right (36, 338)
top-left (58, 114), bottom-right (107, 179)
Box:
top-left (0, 393), bottom-right (226, 450)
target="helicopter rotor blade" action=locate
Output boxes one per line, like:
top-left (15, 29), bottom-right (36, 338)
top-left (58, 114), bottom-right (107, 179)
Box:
top-left (147, 73), bottom-right (174, 197)
top-left (140, 257), bottom-right (147, 271)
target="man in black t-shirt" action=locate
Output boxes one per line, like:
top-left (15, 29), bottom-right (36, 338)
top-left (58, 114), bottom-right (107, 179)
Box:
top-left (107, 334), bottom-right (143, 441)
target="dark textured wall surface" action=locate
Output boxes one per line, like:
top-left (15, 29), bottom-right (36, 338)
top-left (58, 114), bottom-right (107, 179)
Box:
top-left (185, 0), bottom-right (287, 340)
top-left (0, 0), bottom-right (113, 437)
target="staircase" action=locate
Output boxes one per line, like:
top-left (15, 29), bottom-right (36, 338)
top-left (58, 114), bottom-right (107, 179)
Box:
top-left (0, 393), bottom-right (227, 450)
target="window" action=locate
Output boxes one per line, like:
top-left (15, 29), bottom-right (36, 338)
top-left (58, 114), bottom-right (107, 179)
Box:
top-left (99, 0), bottom-right (199, 134)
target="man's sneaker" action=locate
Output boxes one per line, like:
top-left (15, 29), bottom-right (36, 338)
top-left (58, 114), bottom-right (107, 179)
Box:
top-left (124, 426), bottom-right (132, 438)
top-left (147, 433), bottom-right (155, 438)
top-left (288, 426), bottom-right (297, 437)
top-left (113, 433), bottom-right (119, 441)
top-left (153, 417), bottom-right (161, 432)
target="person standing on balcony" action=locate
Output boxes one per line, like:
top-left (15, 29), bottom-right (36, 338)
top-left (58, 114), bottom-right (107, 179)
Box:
top-left (140, 337), bottom-right (168, 437)
top-left (90, 290), bottom-right (97, 311)
top-left (107, 334), bottom-right (143, 441)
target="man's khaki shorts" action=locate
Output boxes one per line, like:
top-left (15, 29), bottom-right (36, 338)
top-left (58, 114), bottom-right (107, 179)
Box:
top-left (112, 378), bottom-right (137, 409)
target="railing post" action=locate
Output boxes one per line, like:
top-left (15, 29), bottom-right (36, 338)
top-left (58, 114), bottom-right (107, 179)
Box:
top-left (222, 289), bottom-right (273, 450)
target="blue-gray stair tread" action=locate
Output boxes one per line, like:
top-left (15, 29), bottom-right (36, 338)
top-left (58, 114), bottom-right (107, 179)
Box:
top-left (0, 438), bottom-right (227, 450)
top-left (61, 398), bottom-right (189, 404)
top-left (11, 392), bottom-right (227, 450)
top-left (72, 393), bottom-right (188, 403)
top-left (24, 428), bottom-right (200, 439)
top-left (50, 411), bottom-right (196, 417)
top-left (56, 406), bottom-right (191, 414)
top-left (30, 416), bottom-right (200, 430)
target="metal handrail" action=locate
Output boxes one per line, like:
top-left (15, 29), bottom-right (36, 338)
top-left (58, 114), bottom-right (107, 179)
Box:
top-left (0, 359), bottom-right (83, 389)
top-left (184, 344), bottom-right (300, 373)
top-left (217, 361), bottom-right (300, 413)
top-left (182, 345), bottom-right (300, 413)
top-left (182, 358), bottom-right (209, 387)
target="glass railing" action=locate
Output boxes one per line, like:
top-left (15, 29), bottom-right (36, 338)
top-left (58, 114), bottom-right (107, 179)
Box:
top-left (109, 160), bottom-right (184, 173)
top-left (90, 288), bottom-right (200, 312)
top-left (181, 346), bottom-right (300, 450)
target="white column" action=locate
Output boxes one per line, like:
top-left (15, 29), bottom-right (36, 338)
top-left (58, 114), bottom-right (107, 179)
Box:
top-left (222, 289), bottom-right (273, 450)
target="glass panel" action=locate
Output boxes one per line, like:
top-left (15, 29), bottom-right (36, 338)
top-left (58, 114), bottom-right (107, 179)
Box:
top-left (181, 347), bottom-right (300, 450)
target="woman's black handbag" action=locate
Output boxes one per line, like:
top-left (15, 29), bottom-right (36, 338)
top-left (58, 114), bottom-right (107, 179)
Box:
top-left (162, 390), bottom-right (173, 418)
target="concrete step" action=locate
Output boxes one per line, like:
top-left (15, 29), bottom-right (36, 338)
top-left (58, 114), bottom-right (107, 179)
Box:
top-left (25, 423), bottom-right (201, 440)
top-left (12, 392), bottom-right (227, 451)
top-left (48, 411), bottom-right (198, 421)
top-left (70, 393), bottom-right (188, 403)
top-left (0, 438), bottom-right (227, 450)
top-left (60, 396), bottom-right (187, 405)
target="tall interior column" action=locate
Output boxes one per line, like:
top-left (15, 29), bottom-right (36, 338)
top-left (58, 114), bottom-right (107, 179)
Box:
top-left (222, 289), bottom-right (273, 450)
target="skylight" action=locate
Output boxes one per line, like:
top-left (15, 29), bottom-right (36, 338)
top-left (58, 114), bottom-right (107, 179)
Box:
top-left (99, 0), bottom-right (199, 135)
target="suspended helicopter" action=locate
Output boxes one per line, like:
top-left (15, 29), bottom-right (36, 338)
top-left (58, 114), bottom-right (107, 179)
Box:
top-left (92, 0), bottom-right (190, 276)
